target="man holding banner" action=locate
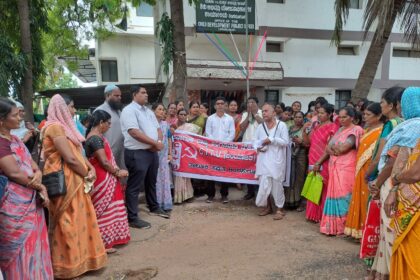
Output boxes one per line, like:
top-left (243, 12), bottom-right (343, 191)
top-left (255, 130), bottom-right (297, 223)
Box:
top-left (240, 97), bottom-right (263, 200)
top-left (205, 96), bottom-right (236, 203)
top-left (254, 104), bottom-right (289, 220)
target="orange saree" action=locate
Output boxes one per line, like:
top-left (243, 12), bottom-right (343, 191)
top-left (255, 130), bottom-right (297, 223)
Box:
top-left (344, 126), bottom-right (382, 239)
top-left (43, 124), bottom-right (107, 279)
top-left (391, 141), bottom-right (420, 280)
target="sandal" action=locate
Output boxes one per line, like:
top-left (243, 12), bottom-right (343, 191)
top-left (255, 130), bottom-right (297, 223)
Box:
top-left (273, 210), bottom-right (286, 220)
top-left (296, 206), bottom-right (305, 212)
top-left (106, 248), bottom-right (117, 254)
top-left (259, 207), bottom-right (273, 216)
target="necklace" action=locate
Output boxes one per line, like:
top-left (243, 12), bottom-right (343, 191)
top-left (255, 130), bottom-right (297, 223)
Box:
top-left (0, 131), bottom-right (12, 141)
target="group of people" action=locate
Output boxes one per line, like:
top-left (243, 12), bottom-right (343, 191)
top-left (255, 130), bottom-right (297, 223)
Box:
top-left (0, 83), bottom-right (419, 280)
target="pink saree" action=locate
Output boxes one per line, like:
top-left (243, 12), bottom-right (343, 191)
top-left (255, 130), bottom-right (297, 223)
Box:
top-left (320, 125), bottom-right (364, 235)
top-left (305, 122), bottom-right (339, 222)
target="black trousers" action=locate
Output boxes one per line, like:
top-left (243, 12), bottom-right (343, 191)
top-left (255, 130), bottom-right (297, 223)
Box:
top-left (207, 181), bottom-right (229, 198)
top-left (124, 149), bottom-right (159, 222)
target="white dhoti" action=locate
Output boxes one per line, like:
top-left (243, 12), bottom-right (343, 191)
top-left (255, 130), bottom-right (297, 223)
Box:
top-left (256, 175), bottom-right (285, 208)
top-left (253, 120), bottom-right (289, 209)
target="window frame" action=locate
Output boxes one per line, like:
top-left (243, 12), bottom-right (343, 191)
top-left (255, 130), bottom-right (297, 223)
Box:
top-left (266, 41), bottom-right (284, 53)
top-left (349, 0), bottom-right (363, 9)
top-left (265, 90), bottom-right (280, 105)
top-left (335, 90), bottom-right (352, 109)
top-left (100, 60), bottom-right (118, 82)
top-left (267, 0), bottom-right (285, 3)
top-left (392, 48), bottom-right (420, 58)
top-left (337, 45), bottom-right (359, 56)
top-left (136, 3), bottom-right (154, 17)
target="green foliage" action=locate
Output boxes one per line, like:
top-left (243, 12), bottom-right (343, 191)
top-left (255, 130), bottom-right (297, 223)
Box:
top-left (0, 0), bottom-right (48, 98)
top-left (156, 12), bottom-right (174, 75)
top-left (0, 36), bottom-right (26, 97)
top-left (333, 0), bottom-right (420, 47)
top-left (40, 71), bottom-right (80, 91)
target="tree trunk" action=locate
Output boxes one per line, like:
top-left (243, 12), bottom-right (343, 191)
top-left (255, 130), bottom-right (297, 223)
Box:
top-left (170, 0), bottom-right (188, 105)
top-left (350, 3), bottom-right (402, 103)
top-left (17, 0), bottom-right (34, 122)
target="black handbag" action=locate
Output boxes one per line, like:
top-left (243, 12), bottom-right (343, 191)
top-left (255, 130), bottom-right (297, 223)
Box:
top-left (42, 163), bottom-right (67, 198)
top-left (38, 137), bottom-right (67, 198)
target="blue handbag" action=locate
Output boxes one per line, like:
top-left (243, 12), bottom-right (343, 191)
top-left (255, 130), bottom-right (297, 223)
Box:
top-left (0, 175), bottom-right (8, 202)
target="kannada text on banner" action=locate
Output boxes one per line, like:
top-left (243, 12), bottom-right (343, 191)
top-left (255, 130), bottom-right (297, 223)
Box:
top-left (172, 131), bottom-right (258, 184)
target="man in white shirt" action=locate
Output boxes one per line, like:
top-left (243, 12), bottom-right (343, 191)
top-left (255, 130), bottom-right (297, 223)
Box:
top-left (254, 104), bottom-right (289, 220)
top-left (205, 96), bottom-right (235, 203)
top-left (239, 97), bottom-right (263, 200)
top-left (120, 85), bottom-right (169, 229)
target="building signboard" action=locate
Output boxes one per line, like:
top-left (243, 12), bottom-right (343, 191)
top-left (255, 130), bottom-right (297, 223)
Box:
top-left (196, 0), bottom-right (255, 34)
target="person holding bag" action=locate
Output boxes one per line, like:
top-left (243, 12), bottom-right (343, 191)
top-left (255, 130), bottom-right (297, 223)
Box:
top-left (42, 94), bottom-right (107, 279)
top-left (0, 98), bottom-right (53, 279)
top-left (302, 102), bottom-right (339, 223)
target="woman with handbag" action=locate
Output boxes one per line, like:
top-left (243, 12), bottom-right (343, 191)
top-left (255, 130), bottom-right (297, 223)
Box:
top-left (344, 102), bottom-right (384, 239)
top-left (302, 103), bottom-right (339, 222)
top-left (42, 94), bottom-right (107, 278)
top-left (319, 106), bottom-right (364, 235)
top-left (85, 110), bottom-right (130, 254)
top-left (0, 98), bottom-right (53, 279)
top-left (285, 111), bottom-right (308, 211)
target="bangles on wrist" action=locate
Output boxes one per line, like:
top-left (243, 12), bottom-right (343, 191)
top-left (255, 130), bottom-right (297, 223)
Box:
top-left (112, 168), bottom-right (120, 177)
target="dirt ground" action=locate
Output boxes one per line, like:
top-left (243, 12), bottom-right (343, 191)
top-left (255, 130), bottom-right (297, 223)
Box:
top-left (82, 188), bottom-right (368, 280)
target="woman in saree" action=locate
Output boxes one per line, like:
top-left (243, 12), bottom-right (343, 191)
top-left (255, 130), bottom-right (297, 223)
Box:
top-left (42, 94), bottom-right (107, 278)
top-left (0, 98), bottom-right (53, 279)
top-left (319, 106), bottom-right (364, 235)
top-left (85, 110), bottom-right (130, 254)
top-left (152, 103), bottom-right (173, 212)
top-left (344, 102), bottom-right (384, 239)
top-left (369, 87), bottom-right (420, 279)
top-left (228, 100), bottom-right (242, 141)
top-left (173, 109), bottom-right (200, 203)
top-left (302, 103), bottom-right (339, 222)
top-left (285, 111), bottom-right (308, 211)
top-left (388, 139), bottom-right (420, 280)
top-left (361, 86), bottom-right (404, 267)
top-left (187, 101), bottom-right (206, 134)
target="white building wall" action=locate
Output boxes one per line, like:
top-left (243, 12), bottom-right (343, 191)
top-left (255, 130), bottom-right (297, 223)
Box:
top-left (96, 0), bottom-right (419, 109)
top-left (97, 35), bottom-right (156, 85)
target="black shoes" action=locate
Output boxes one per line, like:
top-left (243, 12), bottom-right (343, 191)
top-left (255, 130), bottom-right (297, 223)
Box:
top-left (243, 193), bottom-right (255, 200)
top-left (150, 208), bottom-right (170, 219)
top-left (129, 219), bottom-right (151, 229)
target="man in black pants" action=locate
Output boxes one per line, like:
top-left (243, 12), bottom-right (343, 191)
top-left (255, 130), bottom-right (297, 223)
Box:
top-left (204, 97), bottom-right (236, 203)
top-left (120, 85), bottom-right (169, 229)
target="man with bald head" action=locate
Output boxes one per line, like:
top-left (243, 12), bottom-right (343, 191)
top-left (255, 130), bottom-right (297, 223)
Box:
top-left (254, 103), bottom-right (289, 220)
top-left (95, 84), bottom-right (125, 168)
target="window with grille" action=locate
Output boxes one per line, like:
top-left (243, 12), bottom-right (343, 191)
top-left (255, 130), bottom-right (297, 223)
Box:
top-left (265, 90), bottom-right (279, 105)
top-left (335, 90), bottom-right (352, 109)
top-left (100, 60), bottom-right (118, 82)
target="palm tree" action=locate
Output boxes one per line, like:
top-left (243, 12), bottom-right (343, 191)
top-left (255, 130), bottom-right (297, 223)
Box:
top-left (333, 0), bottom-right (420, 103)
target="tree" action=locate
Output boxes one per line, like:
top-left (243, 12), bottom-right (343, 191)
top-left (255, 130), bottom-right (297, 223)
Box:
top-left (1, 0), bottom-right (147, 121)
top-left (333, 0), bottom-right (420, 103)
top-left (156, 0), bottom-right (199, 105)
top-left (0, 0), bottom-right (48, 121)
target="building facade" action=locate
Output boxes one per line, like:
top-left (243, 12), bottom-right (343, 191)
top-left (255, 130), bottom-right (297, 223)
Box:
top-left (95, 0), bottom-right (420, 110)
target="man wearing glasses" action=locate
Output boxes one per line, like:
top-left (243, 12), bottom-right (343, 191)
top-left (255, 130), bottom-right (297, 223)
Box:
top-left (205, 96), bottom-right (235, 203)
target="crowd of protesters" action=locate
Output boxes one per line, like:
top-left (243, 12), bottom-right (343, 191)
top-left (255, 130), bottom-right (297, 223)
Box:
top-left (0, 84), bottom-right (419, 280)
